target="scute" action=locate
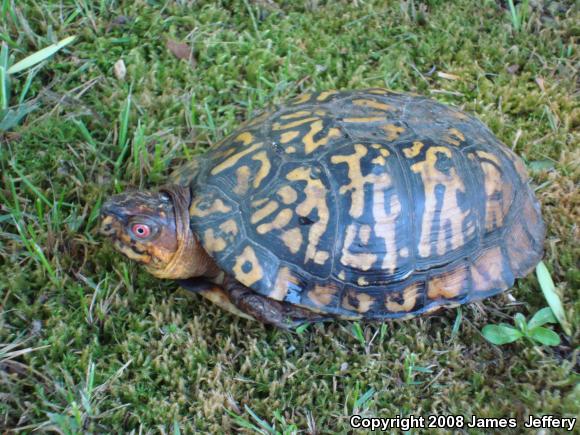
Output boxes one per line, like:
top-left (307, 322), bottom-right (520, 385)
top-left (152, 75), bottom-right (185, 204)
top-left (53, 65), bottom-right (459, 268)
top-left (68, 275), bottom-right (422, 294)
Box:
top-left (181, 89), bottom-right (545, 319)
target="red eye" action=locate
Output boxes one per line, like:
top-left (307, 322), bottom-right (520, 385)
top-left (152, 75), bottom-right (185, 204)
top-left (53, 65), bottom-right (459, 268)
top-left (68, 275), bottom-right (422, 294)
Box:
top-left (131, 223), bottom-right (151, 238)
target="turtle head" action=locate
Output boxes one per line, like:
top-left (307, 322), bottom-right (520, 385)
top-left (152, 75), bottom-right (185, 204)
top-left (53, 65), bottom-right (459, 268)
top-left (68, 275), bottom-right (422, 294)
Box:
top-left (100, 185), bottom-right (217, 279)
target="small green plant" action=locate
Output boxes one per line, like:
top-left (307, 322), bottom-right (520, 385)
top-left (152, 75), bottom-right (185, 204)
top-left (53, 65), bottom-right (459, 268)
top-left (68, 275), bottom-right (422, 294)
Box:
top-left (482, 307), bottom-right (560, 346)
top-left (351, 321), bottom-right (366, 346)
top-left (226, 405), bottom-right (299, 435)
top-left (0, 35), bottom-right (75, 131)
top-left (403, 352), bottom-right (433, 385)
top-left (506, 0), bottom-right (529, 32)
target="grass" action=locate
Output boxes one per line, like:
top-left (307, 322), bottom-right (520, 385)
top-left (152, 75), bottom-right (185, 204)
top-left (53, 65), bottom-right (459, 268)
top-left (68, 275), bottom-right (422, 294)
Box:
top-left (0, 0), bottom-right (578, 432)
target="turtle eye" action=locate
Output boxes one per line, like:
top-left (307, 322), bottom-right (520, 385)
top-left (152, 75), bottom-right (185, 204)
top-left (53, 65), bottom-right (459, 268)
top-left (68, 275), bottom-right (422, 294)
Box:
top-left (131, 223), bottom-right (151, 239)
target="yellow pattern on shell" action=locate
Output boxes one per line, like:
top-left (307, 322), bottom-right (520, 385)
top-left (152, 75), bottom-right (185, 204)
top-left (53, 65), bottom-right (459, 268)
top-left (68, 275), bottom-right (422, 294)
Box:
top-left (280, 131), bottom-right (300, 143)
top-left (251, 151), bottom-right (271, 188)
top-left (302, 120), bottom-right (341, 154)
top-left (211, 142), bottom-right (262, 175)
top-left (190, 198), bottom-right (232, 218)
top-left (352, 99), bottom-right (393, 111)
top-left (286, 167), bottom-right (330, 265)
top-left (273, 117), bottom-right (319, 130)
top-left (281, 227), bottom-right (303, 254)
top-left (411, 146), bottom-right (473, 257)
top-left (251, 200), bottom-right (279, 224)
top-left (256, 209), bottom-right (292, 234)
top-left (233, 246), bottom-right (264, 287)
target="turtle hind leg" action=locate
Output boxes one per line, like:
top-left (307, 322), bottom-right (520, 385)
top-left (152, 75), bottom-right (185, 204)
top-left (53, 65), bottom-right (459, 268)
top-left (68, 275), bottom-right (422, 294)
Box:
top-left (224, 278), bottom-right (334, 330)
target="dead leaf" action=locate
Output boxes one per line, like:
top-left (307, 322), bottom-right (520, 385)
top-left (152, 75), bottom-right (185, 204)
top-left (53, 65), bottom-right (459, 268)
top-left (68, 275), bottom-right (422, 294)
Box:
top-left (506, 64), bottom-right (520, 74)
top-left (437, 71), bottom-right (460, 80)
top-left (114, 59), bottom-right (126, 80)
top-left (535, 76), bottom-right (546, 92)
top-left (166, 39), bottom-right (196, 68)
top-left (106, 15), bottom-right (131, 33)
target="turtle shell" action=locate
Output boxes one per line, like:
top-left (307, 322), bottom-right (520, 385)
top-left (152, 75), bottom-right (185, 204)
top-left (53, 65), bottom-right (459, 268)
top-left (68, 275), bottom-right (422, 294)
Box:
top-left (172, 89), bottom-right (545, 319)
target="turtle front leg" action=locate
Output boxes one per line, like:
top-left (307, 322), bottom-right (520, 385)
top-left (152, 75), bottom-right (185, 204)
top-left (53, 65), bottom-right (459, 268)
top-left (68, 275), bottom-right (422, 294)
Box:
top-left (177, 278), bottom-right (255, 321)
top-left (178, 277), bottom-right (333, 329)
top-left (223, 277), bottom-right (333, 330)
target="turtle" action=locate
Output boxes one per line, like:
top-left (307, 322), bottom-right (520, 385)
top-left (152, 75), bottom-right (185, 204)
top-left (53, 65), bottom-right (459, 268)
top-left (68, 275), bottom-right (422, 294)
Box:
top-left (100, 88), bottom-right (545, 329)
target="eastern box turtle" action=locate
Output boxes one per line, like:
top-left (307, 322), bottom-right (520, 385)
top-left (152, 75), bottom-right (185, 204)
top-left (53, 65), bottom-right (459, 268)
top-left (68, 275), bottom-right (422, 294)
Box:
top-left (100, 89), bottom-right (545, 328)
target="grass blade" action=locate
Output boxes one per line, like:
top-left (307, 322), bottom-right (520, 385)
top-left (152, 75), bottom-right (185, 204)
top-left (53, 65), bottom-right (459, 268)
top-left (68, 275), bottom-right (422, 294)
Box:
top-left (8, 35), bottom-right (77, 74)
top-left (536, 261), bottom-right (571, 335)
top-left (451, 307), bottom-right (462, 339)
top-left (0, 65), bottom-right (8, 111)
top-left (18, 67), bottom-right (39, 104)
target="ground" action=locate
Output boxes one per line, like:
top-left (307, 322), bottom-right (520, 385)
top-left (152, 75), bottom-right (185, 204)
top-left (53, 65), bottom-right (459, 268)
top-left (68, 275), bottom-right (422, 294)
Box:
top-left (0, 0), bottom-right (578, 433)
